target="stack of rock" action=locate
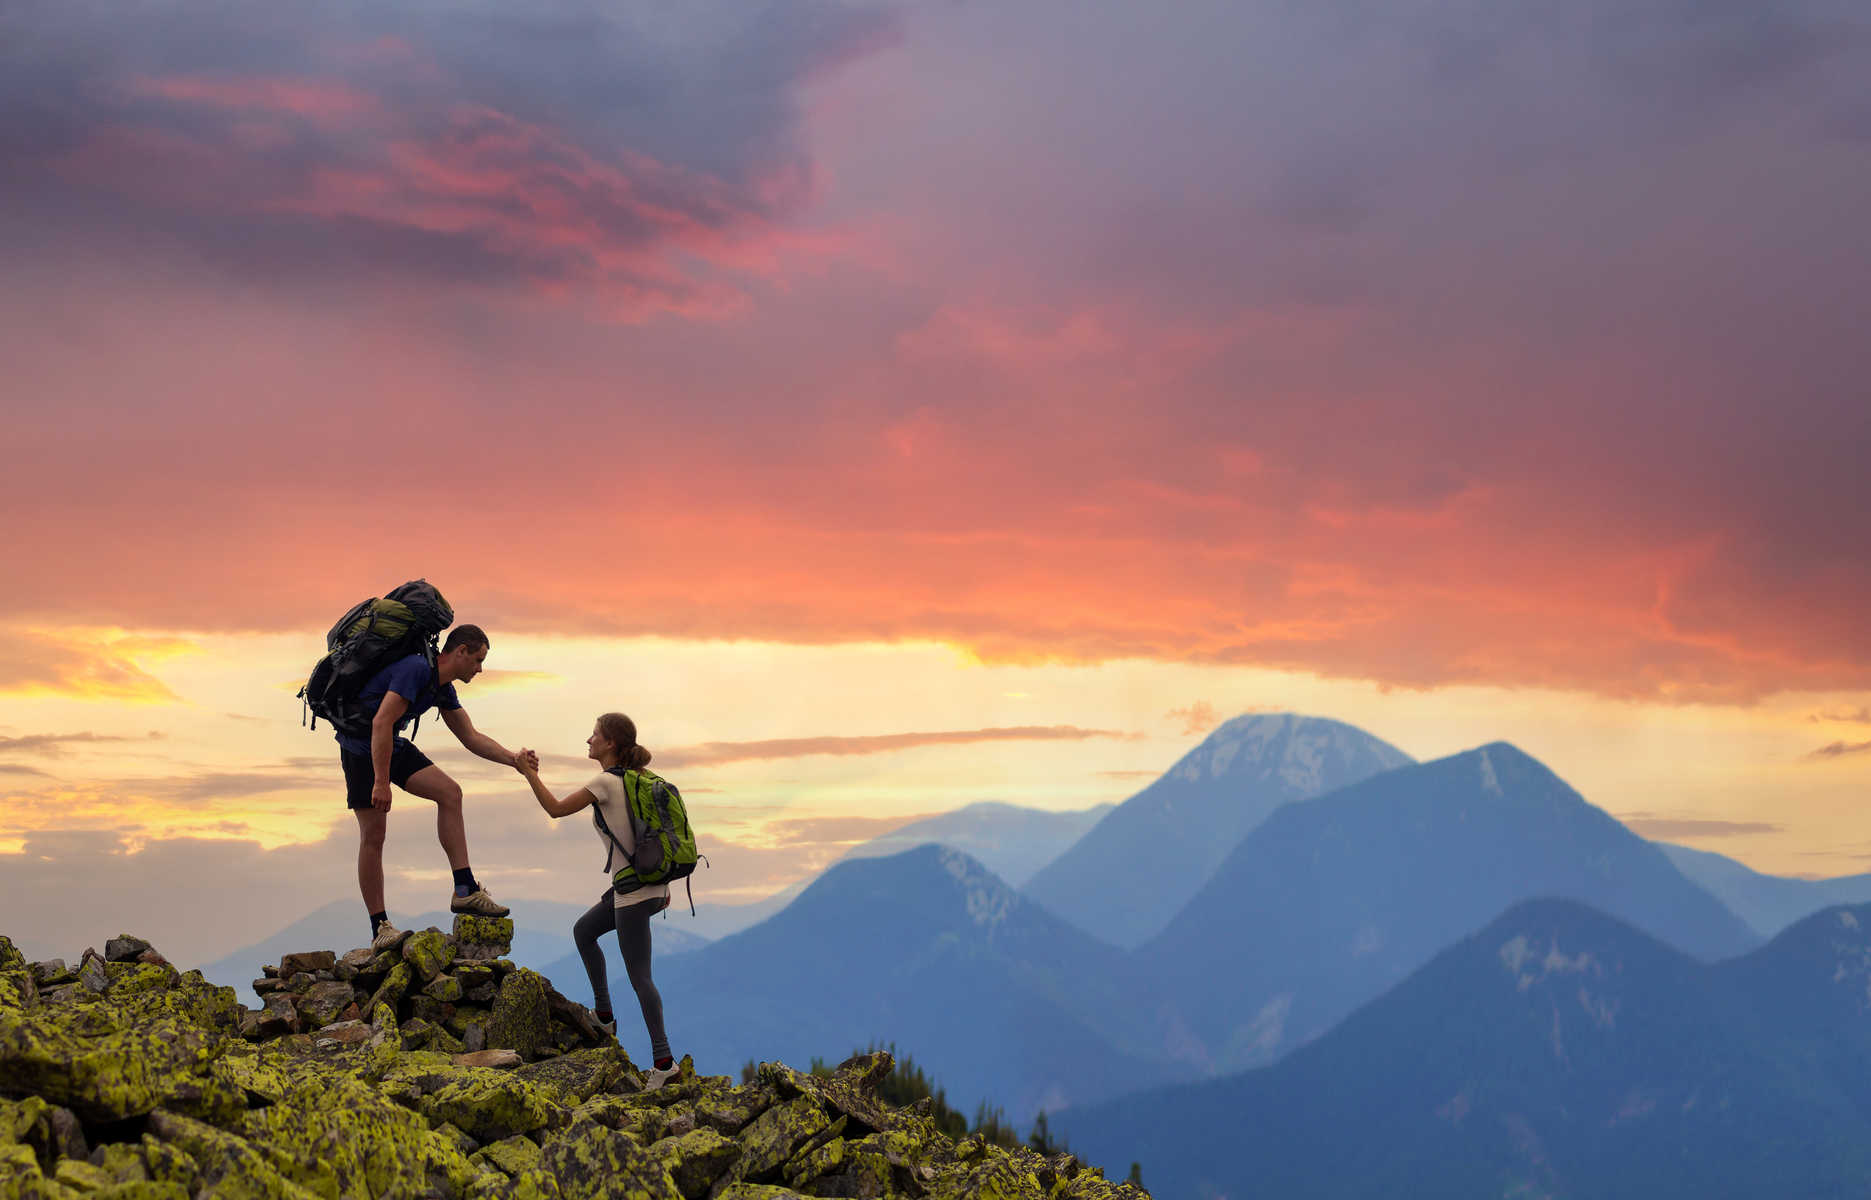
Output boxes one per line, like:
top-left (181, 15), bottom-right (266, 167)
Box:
top-left (1, 928), bottom-right (1151, 1199)
top-left (240, 914), bottom-right (605, 1060)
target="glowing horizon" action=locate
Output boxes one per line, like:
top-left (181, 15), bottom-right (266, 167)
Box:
top-left (3, 0), bottom-right (1868, 964)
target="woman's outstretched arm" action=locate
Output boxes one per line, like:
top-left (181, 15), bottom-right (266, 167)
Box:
top-left (515, 752), bottom-right (596, 819)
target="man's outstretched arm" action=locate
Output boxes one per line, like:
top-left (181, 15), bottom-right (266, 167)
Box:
top-left (441, 707), bottom-right (519, 766)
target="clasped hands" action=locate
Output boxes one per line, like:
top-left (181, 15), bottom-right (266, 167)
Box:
top-left (511, 748), bottom-right (541, 775)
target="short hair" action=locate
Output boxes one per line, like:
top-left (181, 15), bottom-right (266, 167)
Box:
top-left (443, 624), bottom-right (489, 654)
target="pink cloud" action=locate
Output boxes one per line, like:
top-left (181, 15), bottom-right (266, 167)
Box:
top-left (126, 75), bottom-right (381, 123)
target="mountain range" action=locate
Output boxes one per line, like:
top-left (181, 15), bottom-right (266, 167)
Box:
top-left (549, 719), bottom-right (1780, 1124)
top-left (196, 707), bottom-right (1871, 1191)
top-left (1059, 898), bottom-right (1871, 1199)
top-left (1024, 713), bottom-right (1414, 948)
top-left (647, 844), bottom-right (1179, 1120)
top-left (1656, 841), bottom-right (1871, 939)
top-left (1135, 740), bottom-right (1760, 1072)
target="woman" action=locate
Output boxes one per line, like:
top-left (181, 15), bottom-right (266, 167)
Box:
top-left (514, 711), bottom-right (679, 1088)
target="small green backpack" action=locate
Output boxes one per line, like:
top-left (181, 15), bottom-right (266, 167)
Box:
top-left (593, 766), bottom-right (704, 909)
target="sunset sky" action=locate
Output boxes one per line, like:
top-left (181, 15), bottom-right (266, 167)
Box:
top-left (3, 0), bottom-right (1868, 966)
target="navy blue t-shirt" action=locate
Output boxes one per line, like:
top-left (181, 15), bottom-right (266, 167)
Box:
top-left (334, 653), bottom-right (462, 755)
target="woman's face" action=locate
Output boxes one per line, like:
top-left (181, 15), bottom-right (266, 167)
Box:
top-left (587, 725), bottom-right (613, 760)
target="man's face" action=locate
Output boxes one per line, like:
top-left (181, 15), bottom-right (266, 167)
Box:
top-left (449, 644), bottom-right (489, 682)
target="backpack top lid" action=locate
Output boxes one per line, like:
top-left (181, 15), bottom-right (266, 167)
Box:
top-left (385, 579), bottom-right (453, 635)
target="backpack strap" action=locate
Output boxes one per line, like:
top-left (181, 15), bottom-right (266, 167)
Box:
top-left (593, 768), bottom-right (634, 873)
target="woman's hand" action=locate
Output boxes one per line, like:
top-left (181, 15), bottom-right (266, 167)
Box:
top-left (513, 748), bottom-right (540, 774)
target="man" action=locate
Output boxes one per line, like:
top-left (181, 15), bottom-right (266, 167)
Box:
top-left (337, 623), bottom-right (518, 951)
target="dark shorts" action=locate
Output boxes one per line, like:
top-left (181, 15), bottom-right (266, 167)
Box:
top-left (340, 740), bottom-right (436, 810)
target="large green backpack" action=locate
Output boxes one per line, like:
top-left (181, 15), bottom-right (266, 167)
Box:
top-left (594, 766), bottom-right (703, 908)
top-left (298, 580), bottom-right (454, 740)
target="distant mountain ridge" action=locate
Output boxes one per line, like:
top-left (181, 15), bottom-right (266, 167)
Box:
top-left (1657, 841), bottom-right (1871, 938)
top-left (1023, 713), bottom-right (1415, 948)
top-left (1061, 898), bottom-right (1871, 1200)
top-left (836, 800), bottom-right (1112, 888)
top-left (1137, 741), bottom-right (1761, 1071)
top-left (649, 844), bottom-right (1181, 1123)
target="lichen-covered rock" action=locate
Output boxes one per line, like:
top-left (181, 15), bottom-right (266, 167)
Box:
top-left (542, 1114), bottom-right (681, 1200)
top-left (259, 992), bottom-right (302, 1036)
top-left (453, 915), bottom-right (515, 960)
top-left (158, 1056), bottom-right (248, 1127)
top-left (784, 1134), bottom-right (848, 1189)
top-left (100, 961), bottom-right (175, 1000)
top-left (576, 1094), bottom-right (669, 1144)
top-left (645, 1126), bottom-right (740, 1199)
top-left (404, 930), bottom-right (456, 983)
top-left (104, 936), bottom-right (153, 964)
top-left (814, 1143), bottom-right (893, 1199)
top-left (695, 1084), bottom-right (779, 1136)
top-left (277, 950), bottom-right (336, 978)
top-left (425, 973), bottom-right (465, 1003)
top-left (471, 1132), bottom-right (544, 1177)
top-left (93, 1139), bottom-right (151, 1183)
top-left (1, 933), bottom-right (1154, 1200)
top-left (77, 952), bottom-right (109, 996)
top-left (418, 1070), bottom-right (569, 1143)
top-left (486, 1163), bottom-right (566, 1200)
top-left (28, 961), bottom-right (72, 988)
top-left (0, 1004), bottom-right (211, 1123)
top-left (313, 1020), bottom-right (374, 1049)
top-left (760, 1054), bottom-right (899, 1134)
top-left (513, 1047), bottom-right (631, 1106)
top-left (235, 1064), bottom-right (487, 1198)
top-left (139, 1133), bottom-right (200, 1192)
top-left (723, 1095), bottom-right (832, 1189)
top-left (485, 969), bottom-right (552, 1060)
top-left (297, 979), bottom-right (358, 1029)
top-left (55, 1155), bottom-right (114, 1190)
top-left (146, 1108), bottom-right (321, 1199)
top-left (88, 1182), bottom-right (190, 1199)
top-left (368, 961), bottom-right (413, 1017)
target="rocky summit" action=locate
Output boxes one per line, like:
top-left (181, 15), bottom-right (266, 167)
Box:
top-left (0, 921), bottom-right (1147, 1199)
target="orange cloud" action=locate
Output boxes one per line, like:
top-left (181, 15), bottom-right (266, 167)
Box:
top-left (1619, 815), bottom-right (1785, 839)
top-left (0, 630), bottom-right (180, 703)
top-left (4, 4), bottom-right (1867, 711)
top-left (1166, 702), bottom-right (1220, 736)
top-left (0, 732), bottom-right (166, 757)
top-left (658, 726), bottom-right (1135, 768)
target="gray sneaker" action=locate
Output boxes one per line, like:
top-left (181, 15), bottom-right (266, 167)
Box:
top-left (370, 922), bottom-right (410, 953)
top-left (644, 1060), bottom-right (680, 1090)
top-left (449, 888), bottom-right (510, 917)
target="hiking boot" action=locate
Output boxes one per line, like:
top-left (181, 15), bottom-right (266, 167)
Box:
top-left (644, 1060), bottom-right (680, 1090)
top-left (596, 1018), bottom-right (617, 1040)
top-left (449, 888), bottom-right (510, 917)
top-left (371, 922), bottom-right (410, 953)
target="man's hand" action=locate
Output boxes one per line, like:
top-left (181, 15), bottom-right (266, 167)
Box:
top-left (372, 779), bottom-right (393, 811)
top-left (513, 748), bottom-right (540, 774)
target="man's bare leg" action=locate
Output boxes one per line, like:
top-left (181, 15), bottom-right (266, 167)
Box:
top-left (354, 807), bottom-right (389, 915)
top-left (402, 765), bottom-right (469, 872)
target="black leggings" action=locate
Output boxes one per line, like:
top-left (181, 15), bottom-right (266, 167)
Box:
top-left (573, 894), bottom-right (670, 1064)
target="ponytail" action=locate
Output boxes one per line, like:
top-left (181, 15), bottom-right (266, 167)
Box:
top-left (596, 712), bottom-right (653, 770)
